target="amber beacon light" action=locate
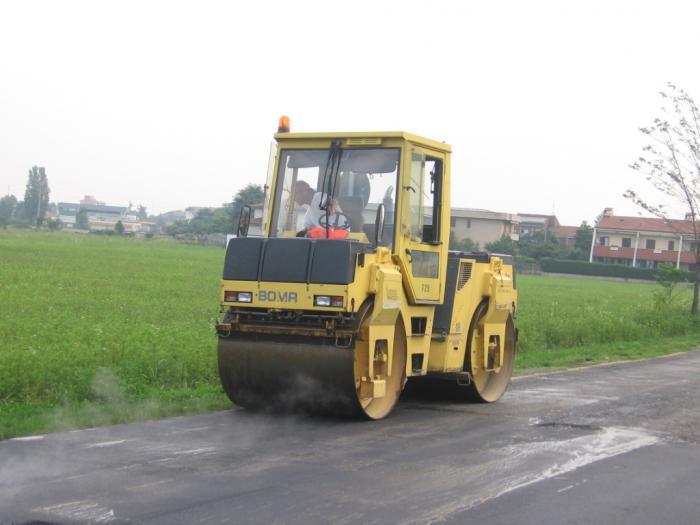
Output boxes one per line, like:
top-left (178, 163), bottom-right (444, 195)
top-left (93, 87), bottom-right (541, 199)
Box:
top-left (278, 115), bottom-right (291, 133)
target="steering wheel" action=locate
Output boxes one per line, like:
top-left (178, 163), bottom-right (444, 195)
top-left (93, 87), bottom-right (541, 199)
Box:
top-left (318, 212), bottom-right (353, 230)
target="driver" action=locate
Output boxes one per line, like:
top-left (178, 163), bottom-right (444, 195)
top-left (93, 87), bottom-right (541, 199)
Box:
top-left (302, 192), bottom-right (343, 230)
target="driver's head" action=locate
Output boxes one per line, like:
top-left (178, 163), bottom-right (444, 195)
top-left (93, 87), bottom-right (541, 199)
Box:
top-left (293, 180), bottom-right (313, 206)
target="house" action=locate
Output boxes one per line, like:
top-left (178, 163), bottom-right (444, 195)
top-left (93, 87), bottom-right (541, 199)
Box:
top-left (357, 205), bottom-right (520, 248)
top-left (518, 213), bottom-right (560, 237)
top-left (590, 208), bottom-right (696, 270)
top-left (549, 225), bottom-right (579, 248)
top-left (519, 212), bottom-right (581, 247)
top-left (448, 208), bottom-right (520, 248)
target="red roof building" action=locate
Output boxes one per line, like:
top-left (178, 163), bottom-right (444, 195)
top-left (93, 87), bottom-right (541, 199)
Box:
top-left (590, 208), bottom-right (697, 270)
top-left (519, 213), bottom-right (581, 247)
top-left (550, 225), bottom-right (579, 248)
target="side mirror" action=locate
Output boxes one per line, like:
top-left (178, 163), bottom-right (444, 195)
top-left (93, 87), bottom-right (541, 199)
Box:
top-left (374, 203), bottom-right (385, 246)
top-left (237, 205), bottom-right (252, 238)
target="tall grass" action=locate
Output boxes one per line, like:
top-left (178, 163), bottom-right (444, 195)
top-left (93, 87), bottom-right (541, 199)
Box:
top-left (516, 274), bottom-right (699, 353)
top-left (0, 231), bottom-right (223, 407)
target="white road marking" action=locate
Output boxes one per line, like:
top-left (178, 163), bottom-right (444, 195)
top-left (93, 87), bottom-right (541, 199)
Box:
top-left (33, 500), bottom-right (116, 523)
top-left (10, 435), bottom-right (45, 442)
top-left (424, 426), bottom-right (658, 524)
top-left (510, 387), bottom-right (618, 406)
top-left (149, 457), bottom-right (177, 464)
top-left (84, 439), bottom-right (128, 448)
top-left (130, 479), bottom-right (172, 490)
top-left (172, 447), bottom-right (216, 455)
top-left (557, 484), bottom-right (575, 493)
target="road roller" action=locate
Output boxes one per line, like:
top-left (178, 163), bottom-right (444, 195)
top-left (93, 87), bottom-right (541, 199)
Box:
top-left (216, 117), bottom-right (518, 419)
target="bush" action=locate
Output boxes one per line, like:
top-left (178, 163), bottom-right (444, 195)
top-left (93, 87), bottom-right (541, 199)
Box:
top-left (91, 229), bottom-right (115, 236)
top-left (539, 258), bottom-right (695, 282)
top-left (47, 219), bottom-right (63, 231)
top-left (653, 263), bottom-right (689, 308)
top-left (514, 255), bottom-right (539, 274)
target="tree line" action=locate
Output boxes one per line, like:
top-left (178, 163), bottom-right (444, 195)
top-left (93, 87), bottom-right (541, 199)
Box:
top-left (164, 184), bottom-right (265, 236)
top-left (449, 222), bottom-right (593, 262)
top-left (0, 166), bottom-right (54, 229)
top-left (473, 222), bottom-right (594, 261)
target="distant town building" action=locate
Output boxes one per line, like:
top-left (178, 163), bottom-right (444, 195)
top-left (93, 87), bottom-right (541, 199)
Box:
top-left (58, 198), bottom-right (151, 233)
top-left (80, 195), bottom-right (105, 206)
top-left (57, 202), bottom-right (80, 227)
top-left (590, 208), bottom-right (696, 270)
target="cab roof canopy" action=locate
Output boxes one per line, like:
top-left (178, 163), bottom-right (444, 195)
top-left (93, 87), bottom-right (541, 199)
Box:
top-left (274, 131), bottom-right (452, 153)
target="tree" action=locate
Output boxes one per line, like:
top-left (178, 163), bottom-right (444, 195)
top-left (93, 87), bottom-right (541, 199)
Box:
top-left (653, 263), bottom-right (688, 309)
top-left (137, 205), bottom-right (148, 220)
top-left (23, 166), bottom-right (50, 227)
top-left (75, 209), bottom-right (89, 230)
top-left (518, 230), bottom-right (564, 259)
top-left (114, 220), bottom-right (125, 234)
top-left (230, 184), bottom-right (265, 232)
top-left (12, 200), bottom-right (29, 226)
top-left (485, 235), bottom-right (518, 255)
top-left (449, 232), bottom-right (479, 252)
top-left (574, 221), bottom-right (593, 252)
top-left (626, 83), bottom-right (700, 316)
top-left (0, 195), bottom-right (17, 228)
top-left (165, 207), bottom-right (231, 238)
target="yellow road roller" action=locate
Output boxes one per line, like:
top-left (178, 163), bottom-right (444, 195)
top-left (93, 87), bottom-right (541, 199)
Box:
top-left (216, 117), bottom-right (517, 419)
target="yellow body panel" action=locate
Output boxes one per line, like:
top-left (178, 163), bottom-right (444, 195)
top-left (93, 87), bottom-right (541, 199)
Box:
top-left (220, 252), bottom-right (516, 380)
top-left (426, 257), bottom-right (517, 374)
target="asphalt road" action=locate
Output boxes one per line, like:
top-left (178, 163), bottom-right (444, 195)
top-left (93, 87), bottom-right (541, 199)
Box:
top-left (2, 350), bottom-right (700, 525)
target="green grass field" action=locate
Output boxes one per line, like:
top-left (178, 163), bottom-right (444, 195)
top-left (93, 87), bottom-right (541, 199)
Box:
top-left (515, 273), bottom-right (700, 368)
top-left (0, 231), bottom-right (229, 438)
top-left (1, 230), bottom-right (699, 438)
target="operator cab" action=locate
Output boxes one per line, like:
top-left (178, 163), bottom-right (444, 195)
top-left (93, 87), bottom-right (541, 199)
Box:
top-left (236, 116), bottom-right (452, 304)
top-left (269, 146), bottom-right (398, 246)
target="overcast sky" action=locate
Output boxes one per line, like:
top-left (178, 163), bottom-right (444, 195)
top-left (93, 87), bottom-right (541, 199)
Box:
top-left (2, 0), bottom-right (699, 225)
